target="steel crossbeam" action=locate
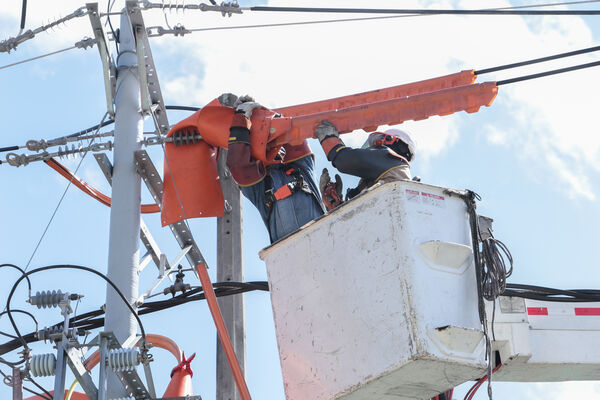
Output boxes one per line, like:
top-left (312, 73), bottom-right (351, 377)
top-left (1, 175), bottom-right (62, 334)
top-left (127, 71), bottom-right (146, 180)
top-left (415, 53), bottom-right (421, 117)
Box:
top-left (87, 3), bottom-right (116, 117)
top-left (126, 1), bottom-right (170, 135)
top-left (134, 150), bottom-right (207, 270)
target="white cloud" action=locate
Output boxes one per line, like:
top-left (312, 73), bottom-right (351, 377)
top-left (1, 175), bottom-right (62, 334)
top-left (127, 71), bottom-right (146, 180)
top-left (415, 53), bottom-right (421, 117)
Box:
top-left (152, 0), bottom-right (600, 200)
top-left (3, 0), bottom-right (599, 200)
top-left (525, 381), bottom-right (600, 400)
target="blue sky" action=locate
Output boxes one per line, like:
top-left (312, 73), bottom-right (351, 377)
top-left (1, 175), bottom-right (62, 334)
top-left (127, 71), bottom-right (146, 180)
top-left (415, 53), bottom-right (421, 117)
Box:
top-left (1, 0), bottom-right (600, 399)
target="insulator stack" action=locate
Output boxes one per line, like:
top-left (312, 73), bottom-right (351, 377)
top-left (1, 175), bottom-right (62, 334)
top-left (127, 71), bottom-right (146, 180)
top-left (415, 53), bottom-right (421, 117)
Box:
top-left (108, 348), bottom-right (140, 372)
top-left (171, 129), bottom-right (202, 146)
top-left (36, 326), bottom-right (83, 341)
top-left (29, 290), bottom-right (68, 309)
top-left (57, 144), bottom-right (82, 160)
top-left (30, 353), bottom-right (57, 377)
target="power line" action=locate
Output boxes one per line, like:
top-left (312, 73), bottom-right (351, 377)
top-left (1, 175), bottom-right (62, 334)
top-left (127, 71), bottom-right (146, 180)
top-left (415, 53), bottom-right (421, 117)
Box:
top-left (245, 6), bottom-right (600, 15)
top-left (0, 38), bottom-right (95, 71)
top-left (19, 0), bottom-right (27, 32)
top-left (147, 1), bottom-right (600, 37)
top-left (0, 46), bottom-right (75, 71)
top-left (24, 112), bottom-right (109, 271)
top-left (497, 59), bottom-right (600, 85)
top-left (476, 44), bottom-right (600, 75)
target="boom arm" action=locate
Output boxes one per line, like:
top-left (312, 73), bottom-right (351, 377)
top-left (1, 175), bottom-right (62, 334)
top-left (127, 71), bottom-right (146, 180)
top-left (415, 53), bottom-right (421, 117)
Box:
top-left (161, 72), bottom-right (498, 225)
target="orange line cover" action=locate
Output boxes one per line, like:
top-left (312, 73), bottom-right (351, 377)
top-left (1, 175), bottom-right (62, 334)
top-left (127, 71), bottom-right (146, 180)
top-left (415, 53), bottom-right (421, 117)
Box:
top-left (161, 74), bottom-right (498, 224)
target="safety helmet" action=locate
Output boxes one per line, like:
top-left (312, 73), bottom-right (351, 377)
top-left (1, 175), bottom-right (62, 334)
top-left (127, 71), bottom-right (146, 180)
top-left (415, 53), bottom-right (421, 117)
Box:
top-left (362, 128), bottom-right (416, 161)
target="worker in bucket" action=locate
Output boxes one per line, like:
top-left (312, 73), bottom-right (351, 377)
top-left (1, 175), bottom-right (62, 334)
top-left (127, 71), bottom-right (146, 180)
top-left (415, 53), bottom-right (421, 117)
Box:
top-left (218, 93), bottom-right (325, 243)
top-left (315, 120), bottom-right (417, 210)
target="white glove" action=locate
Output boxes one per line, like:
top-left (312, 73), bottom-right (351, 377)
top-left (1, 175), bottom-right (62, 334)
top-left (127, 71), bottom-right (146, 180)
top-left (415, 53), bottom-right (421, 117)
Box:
top-left (235, 100), bottom-right (265, 119)
top-left (315, 120), bottom-right (339, 143)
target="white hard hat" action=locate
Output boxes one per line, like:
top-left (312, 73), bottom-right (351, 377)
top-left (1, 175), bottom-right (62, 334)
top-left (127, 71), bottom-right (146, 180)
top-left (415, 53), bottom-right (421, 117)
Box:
top-left (385, 128), bottom-right (416, 161)
top-left (362, 128), bottom-right (416, 161)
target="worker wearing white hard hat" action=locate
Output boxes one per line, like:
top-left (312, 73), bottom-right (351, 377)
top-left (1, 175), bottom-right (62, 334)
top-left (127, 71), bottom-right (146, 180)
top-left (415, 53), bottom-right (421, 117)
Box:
top-left (315, 121), bottom-right (417, 210)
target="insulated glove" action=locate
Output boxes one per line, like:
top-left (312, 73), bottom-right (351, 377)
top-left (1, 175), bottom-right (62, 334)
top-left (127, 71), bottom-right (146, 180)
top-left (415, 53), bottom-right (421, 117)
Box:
top-left (218, 92), bottom-right (239, 107)
top-left (315, 120), bottom-right (340, 143)
top-left (234, 95), bottom-right (264, 118)
top-left (319, 168), bottom-right (343, 210)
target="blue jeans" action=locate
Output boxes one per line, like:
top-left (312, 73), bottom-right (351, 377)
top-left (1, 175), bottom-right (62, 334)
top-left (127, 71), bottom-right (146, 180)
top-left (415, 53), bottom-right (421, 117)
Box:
top-left (241, 156), bottom-right (324, 243)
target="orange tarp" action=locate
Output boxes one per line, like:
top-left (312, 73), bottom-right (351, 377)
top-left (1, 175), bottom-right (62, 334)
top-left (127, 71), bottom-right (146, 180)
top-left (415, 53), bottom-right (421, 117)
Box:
top-left (161, 74), bottom-right (498, 225)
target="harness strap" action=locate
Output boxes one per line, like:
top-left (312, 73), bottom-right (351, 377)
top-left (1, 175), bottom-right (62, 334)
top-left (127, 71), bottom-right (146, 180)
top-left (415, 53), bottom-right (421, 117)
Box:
top-left (264, 166), bottom-right (313, 211)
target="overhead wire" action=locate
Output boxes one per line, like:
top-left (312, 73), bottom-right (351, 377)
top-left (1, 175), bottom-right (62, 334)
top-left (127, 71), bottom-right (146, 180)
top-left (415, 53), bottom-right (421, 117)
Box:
top-left (106, 0), bottom-right (119, 54)
top-left (476, 43), bottom-right (600, 75)
top-left (0, 45), bottom-right (77, 70)
top-left (245, 5), bottom-right (600, 15)
top-left (23, 112), bottom-right (109, 270)
top-left (497, 59), bottom-right (600, 85)
top-left (19, 0), bottom-right (27, 34)
top-left (148, 1), bottom-right (600, 36)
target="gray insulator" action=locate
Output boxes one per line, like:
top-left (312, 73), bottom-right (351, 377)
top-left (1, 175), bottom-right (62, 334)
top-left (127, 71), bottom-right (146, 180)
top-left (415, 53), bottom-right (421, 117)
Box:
top-left (29, 290), bottom-right (67, 309)
top-left (107, 348), bottom-right (140, 372)
top-left (30, 353), bottom-right (57, 377)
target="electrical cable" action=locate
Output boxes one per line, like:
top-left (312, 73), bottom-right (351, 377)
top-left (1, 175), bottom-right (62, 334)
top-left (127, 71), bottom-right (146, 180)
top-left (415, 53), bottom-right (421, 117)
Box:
top-left (63, 105), bottom-right (196, 141)
top-left (5, 264), bottom-right (147, 356)
top-left (476, 44), bottom-right (600, 75)
top-left (24, 112), bottom-right (109, 271)
top-left (497, 59), bottom-right (600, 85)
top-left (464, 364), bottom-right (502, 400)
top-left (0, 45), bottom-right (77, 70)
top-left (22, 385), bottom-right (52, 400)
top-left (24, 374), bottom-right (53, 400)
top-left (481, 234), bottom-right (513, 302)
top-left (107, 0), bottom-right (119, 54)
top-left (0, 264), bottom-right (32, 297)
top-left (246, 5), bottom-right (600, 15)
top-left (504, 283), bottom-right (600, 302)
top-left (0, 310), bottom-right (38, 339)
top-left (19, 0), bottom-right (27, 32)
top-left (149, 1), bottom-right (600, 36)
top-left (0, 280), bottom-right (269, 355)
top-left (166, 105), bottom-right (201, 112)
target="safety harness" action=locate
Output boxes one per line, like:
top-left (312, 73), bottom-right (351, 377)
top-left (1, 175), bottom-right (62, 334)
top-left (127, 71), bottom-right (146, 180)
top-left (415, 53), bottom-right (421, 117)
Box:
top-left (264, 166), bottom-right (315, 212)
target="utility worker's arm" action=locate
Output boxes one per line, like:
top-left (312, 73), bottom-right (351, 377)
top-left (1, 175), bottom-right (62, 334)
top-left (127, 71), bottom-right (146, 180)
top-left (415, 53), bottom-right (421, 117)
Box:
top-left (227, 112), bottom-right (266, 186)
top-left (316, 121), bottom-right (409, 182)
top-left (221, 94), bottom-right (267, 186)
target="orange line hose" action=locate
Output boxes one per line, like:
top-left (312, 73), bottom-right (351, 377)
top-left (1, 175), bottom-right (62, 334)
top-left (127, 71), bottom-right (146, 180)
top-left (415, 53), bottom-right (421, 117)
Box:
top-left (44, 158), bottom-right (160, 213)
top-left (195, 263), bottom-right (252, 400)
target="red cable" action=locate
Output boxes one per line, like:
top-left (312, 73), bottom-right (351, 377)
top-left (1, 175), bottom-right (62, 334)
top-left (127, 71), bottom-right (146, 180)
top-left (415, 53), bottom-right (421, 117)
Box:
top-left (464, 364), bottom-right (502, 400)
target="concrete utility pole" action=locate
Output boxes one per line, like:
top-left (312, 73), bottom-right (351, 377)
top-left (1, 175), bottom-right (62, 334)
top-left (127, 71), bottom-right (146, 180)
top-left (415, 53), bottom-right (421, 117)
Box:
top-left (104, 9), bottom-right (143, 398)
top-left (217, 154), bottom-right (245, 400)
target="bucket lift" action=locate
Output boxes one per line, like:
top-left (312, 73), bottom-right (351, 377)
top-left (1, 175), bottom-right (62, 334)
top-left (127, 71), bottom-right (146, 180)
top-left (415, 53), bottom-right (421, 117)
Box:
top-left (258, 180), bottom-right (600, 400)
